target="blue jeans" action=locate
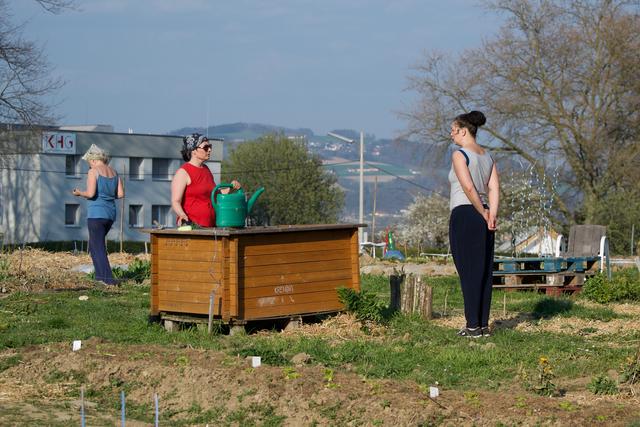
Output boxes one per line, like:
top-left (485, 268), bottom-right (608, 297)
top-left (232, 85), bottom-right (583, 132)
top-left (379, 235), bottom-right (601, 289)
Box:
top-left (88, 218), bottom-right (116, 285)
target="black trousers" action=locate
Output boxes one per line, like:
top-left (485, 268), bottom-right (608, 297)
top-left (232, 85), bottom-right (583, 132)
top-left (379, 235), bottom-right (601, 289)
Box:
top-left (449, 205), bottom-right (495, 328)
top-left (88, 218), bottom-right (116, 285)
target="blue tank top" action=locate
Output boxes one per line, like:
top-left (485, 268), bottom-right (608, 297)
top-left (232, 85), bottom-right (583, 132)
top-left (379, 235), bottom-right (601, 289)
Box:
top-left (87, 175), bottom-right (118, 220)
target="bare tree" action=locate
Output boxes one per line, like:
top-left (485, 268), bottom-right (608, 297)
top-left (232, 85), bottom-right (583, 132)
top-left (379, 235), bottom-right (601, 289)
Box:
top-left (0, 0), bottom-right (75, 125)
top-left (403, 0), bottom-right (640, 226)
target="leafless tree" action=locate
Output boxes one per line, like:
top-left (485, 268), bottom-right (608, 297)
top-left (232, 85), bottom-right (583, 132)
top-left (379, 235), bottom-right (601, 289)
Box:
top-left (0, 0), bottom-right (75, 125)
top-left (403, 0), bottom-right (640, 226)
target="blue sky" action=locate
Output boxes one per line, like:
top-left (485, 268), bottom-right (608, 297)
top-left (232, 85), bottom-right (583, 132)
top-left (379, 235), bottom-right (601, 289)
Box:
top-left (12, 0), bottom-right (503, 138)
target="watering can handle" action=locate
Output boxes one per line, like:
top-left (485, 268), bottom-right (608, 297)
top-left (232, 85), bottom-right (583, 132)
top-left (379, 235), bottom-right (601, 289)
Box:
top-left (212, 183), bottom-right (235, 205)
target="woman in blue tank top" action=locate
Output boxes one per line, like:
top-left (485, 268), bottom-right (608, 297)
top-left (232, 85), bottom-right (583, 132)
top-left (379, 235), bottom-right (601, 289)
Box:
top-left (448, 111), bottom-right (500, 338)
top-left (72, 144), bottom-right (124, 285)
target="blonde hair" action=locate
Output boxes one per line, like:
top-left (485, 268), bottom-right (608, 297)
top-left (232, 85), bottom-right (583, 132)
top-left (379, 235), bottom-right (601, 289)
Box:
top-left (81, 144), bottom-right (109, 162)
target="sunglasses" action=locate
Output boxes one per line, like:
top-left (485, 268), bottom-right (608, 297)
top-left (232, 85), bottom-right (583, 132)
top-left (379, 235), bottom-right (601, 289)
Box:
top-left (198, 144), bottom-right (212, 151)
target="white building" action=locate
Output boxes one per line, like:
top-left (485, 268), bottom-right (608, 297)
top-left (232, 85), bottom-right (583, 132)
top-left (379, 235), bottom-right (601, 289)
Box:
top-left (0, 125), bottom-right (222, 244)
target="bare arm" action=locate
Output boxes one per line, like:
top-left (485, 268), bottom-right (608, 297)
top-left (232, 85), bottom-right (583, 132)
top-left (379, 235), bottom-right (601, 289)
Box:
top-left (487, 163), bottom-right (499, 231)
top-left (452, 151), bottom-right (487, 218)
top-left (171, 168), bottom-right (190, 224)
top-left (72, 169), bottom-right (97, 198)
top-left (117, 175), bottom-right (125, 199)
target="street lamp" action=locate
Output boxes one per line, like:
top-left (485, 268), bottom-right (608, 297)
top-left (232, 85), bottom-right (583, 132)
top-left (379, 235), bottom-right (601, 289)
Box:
top-left (328, 131), bottom-right (364, 245)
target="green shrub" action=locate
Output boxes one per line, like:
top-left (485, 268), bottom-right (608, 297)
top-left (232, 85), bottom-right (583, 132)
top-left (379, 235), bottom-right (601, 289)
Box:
top-left (587, 374), bottom-right (618, 395)
top-left (582, 268), bottom-right (640, 303)
top-left (337, 287), bottom-right (385, 322)
top-left (620, 349), bottom-right (640, 385)
top-left (88, 259), bottom-right (150, 284)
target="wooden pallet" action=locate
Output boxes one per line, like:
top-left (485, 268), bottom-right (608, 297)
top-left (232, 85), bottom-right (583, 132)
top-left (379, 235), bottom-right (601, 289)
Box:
top-left (493, 256), bottom-right (599, 274)
top-left (492, 256), bottom-right (600, 294)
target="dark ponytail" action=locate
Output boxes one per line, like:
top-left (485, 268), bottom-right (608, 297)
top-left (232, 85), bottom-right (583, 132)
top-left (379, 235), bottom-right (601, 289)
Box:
top-left (180, 147), bottom-right (191, 162)
top-left (454, 110), bottom-right (486, 137)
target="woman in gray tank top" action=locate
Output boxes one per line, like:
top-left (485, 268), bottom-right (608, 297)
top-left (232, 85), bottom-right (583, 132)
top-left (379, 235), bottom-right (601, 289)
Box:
top-left (448, 111), bottom-right (500, 338)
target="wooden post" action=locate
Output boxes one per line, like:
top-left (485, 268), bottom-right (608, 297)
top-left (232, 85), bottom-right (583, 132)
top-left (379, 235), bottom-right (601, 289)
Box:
top-left (389, 273), bottom-right (404, 312)
top-left (443, 289), bottom-right (449, 317)
top-left (371, 174), bottom-right (378, 254)
top-left (503, 293), bottom-right (507, 317)
top-left (120, 164), bottom-right (126, 253)
top-left (401, 274), bottom-right (416, 314)
top-left (208, 291), bottom-right (215, 334)
top-left (423, 285), bottom-right (433, 320)
top-left (413, 276), bottom-right (422, 314)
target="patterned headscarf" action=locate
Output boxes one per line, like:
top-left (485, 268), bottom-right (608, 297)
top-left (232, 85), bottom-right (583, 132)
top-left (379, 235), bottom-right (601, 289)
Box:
top-left (183, 133), bottom-right (208, 151)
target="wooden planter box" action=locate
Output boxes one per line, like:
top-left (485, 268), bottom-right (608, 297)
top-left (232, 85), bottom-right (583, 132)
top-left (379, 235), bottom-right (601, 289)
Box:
top-left (145, 224), bottom-right (361, 325)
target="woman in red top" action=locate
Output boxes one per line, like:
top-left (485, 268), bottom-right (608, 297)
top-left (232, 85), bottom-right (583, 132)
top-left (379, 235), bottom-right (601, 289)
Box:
top-left (171, 133), bottom-right (240, 227)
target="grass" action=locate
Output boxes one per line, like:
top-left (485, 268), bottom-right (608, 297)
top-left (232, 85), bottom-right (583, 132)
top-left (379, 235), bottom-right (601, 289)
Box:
top-left (0, 274), bottom-right (639, 423)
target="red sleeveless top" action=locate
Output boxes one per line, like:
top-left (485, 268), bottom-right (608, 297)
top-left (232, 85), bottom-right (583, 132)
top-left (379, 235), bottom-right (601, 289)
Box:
top-left (180, 163), bottom-right (216, 227)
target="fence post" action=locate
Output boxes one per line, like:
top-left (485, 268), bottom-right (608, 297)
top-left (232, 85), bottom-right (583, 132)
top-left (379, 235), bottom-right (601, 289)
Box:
top-left (389, 273), bottom-right (404, 312)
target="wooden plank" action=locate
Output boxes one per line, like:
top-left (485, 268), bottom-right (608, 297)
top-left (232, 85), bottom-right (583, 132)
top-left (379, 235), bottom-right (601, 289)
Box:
top-left (151, 235), bottom-right (159, 315)
top-left (493, 284), bottom-right (562, 289)
top-left (157, 281), bottom-right (223, 294)
top-left (144, 223), bottom-right (360, 237)
top-left (239, 279), bottom-right (351, 299)
top-left (159, 300), bottom-right (210, 315)
top-left (242, 289), bottom-right (340, 309)
top-left (350, 229), bottom-right (361, 292)
top-left (243, 300), bottom-right (343, 320)
top-left (155, 236), bottom-right (218, 252)
top-left (241, 239), bottom-right (348, 256)
top-left (156, 249), bottom-right (223, 262)
top-left (157, 259), bottom-right (222, 273)
top-left (221, 237), bottom-right (230, 320)
top-left (240, 248), bottom-right (351, 267)
top-left (229, 237), bottom-right (239, 318)
top-left (240, 259), bottom-right (352, 278)
top-left (239, 229), bottom-right (351, 246)
top-left (241, 268), bottom-right (353, 287)
top-left (158, 271), bottom-right (223, 283)
top-left (159, 290), bottom-right (223, 311)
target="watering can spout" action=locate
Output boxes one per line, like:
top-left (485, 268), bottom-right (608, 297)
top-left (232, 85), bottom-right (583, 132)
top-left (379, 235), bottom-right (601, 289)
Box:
top-left (247, 187), bottom-right (265, 213)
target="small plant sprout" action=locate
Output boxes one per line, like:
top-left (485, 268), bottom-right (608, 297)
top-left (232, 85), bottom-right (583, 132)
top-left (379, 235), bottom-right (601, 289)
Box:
top-left (324, 368), bottom-right (338, 389)
top-left (282, 367), bottom-right (300, 380)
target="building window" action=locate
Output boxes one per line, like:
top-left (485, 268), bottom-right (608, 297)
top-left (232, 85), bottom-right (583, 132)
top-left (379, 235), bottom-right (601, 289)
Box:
top-left (65, 204), bottom-right (80, 226)
top-left (152, 205), bottom-right (172, 227)
top-left (129, 204), bottom-right (143, 228)
top-left (152, 158), bottom-right (171, 180)
top-left (129, 157), bottom-right (144, 180)
top-left (65, 155), bottom-right (82, 177)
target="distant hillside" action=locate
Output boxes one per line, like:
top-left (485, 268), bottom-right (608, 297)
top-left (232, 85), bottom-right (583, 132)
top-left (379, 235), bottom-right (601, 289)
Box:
top-left (170, 122), bottom-right (450, 230)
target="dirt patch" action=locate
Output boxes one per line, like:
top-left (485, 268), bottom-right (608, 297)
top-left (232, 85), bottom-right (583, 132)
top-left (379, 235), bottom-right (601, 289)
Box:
top-left (360, 255), bottom-right (457, 277)
top-left (1, 338), bottom-right (639, 426)
top-left (0, 248), bottom-right (149, 293)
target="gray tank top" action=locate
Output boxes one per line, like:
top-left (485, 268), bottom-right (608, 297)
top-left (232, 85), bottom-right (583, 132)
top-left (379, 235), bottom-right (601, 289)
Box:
top-left (448, 149), bottom-right (494, 210)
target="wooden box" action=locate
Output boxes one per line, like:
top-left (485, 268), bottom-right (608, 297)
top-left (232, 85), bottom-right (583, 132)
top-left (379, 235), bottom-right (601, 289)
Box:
top-left (146, 224), bottom-right (361, 324)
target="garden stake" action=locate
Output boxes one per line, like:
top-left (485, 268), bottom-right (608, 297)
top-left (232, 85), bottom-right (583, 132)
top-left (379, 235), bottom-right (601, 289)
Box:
top-left (208, 291), bottom-right (215, 334)
top-left (154, 392), bottom-right (159, 427)
top-left (503, 293), bottom-right (507, 317)
top-left (80, 385), bottom-right (85, 427)
top-left (443, 289), bottom-right (448, 317)
top-left (121, 390), bottom-right (125, 426)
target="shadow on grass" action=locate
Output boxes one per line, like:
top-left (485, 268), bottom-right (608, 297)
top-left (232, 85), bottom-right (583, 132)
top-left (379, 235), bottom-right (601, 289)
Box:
top-left (492, 297), bottom-right (577, 332)
top-left (531, 298), bottom-right (574, 319)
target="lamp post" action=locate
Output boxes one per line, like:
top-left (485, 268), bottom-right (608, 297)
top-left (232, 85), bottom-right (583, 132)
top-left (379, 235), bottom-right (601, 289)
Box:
top-left (328, 131), bottom-right (364, 246)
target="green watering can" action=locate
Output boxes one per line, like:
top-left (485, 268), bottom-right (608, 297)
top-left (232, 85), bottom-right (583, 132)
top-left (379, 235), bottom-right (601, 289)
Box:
top-left (211, 184), bottom-right (265, 227)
